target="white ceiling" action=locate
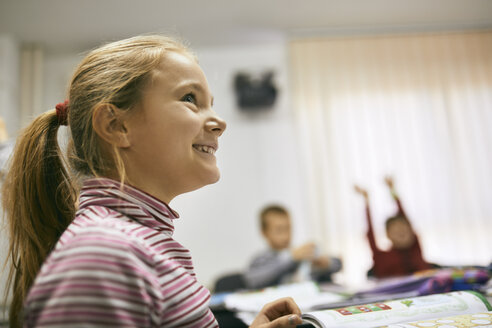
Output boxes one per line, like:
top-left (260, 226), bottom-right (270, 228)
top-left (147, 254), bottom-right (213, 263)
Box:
top-left (1, 0), bottom-right (492, 53)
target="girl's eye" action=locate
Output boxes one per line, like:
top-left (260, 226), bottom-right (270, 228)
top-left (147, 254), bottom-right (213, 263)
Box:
top-left (181, 93), bottom-right (197, 104)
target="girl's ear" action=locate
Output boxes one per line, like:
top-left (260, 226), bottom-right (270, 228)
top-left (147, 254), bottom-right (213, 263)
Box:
top-left (92, 104), bottom-right (130, 148)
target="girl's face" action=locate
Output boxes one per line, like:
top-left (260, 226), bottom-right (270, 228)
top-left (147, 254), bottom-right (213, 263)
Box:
top-left (387, 219), bottom-right (415, 250)
top-left (122, 51), bottom-right (226, 203)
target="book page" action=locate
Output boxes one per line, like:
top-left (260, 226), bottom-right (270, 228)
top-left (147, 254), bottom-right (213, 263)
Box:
top-left (302, 291), bottom-right (491, 328)
top-left (224, 281), bottom-right (345, 313)
top-left (378, 311), bottom-right (492, 327)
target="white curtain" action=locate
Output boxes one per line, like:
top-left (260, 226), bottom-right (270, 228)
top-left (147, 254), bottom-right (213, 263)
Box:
top-left (289, 31), bottom-right (492, 286)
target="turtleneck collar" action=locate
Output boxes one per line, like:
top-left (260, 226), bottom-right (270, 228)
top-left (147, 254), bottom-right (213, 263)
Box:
top-left (77, 178), bottom-right (179, 235)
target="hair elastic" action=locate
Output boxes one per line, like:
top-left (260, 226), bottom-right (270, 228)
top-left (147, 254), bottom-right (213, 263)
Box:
top-left (55, 100), bottom-right (69, 126)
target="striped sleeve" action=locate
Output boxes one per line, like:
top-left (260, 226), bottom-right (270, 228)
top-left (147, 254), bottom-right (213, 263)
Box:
top-left (24, 226), bottom-right (161, 327)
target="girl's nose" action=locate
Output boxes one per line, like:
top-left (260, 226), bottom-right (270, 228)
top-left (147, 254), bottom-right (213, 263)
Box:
top-left (206, 114), bottom-right (227, 136)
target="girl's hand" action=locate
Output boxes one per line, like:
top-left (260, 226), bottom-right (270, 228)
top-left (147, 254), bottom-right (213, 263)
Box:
top-left (249, 297), bottom-right (303, 328)
top-left (384, 175), bottom-right (394, 189)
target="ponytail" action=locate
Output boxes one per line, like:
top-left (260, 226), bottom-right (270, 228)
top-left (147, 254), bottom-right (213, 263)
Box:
top-left (2, 110), bottom-right (76, 327)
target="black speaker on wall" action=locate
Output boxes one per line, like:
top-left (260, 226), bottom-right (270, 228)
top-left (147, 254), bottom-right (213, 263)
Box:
top-left (234, 71), bottom-right (277, 110)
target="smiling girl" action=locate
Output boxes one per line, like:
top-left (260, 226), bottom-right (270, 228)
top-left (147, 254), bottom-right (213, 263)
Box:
top-left (3, 35), bottom-right (302, 328)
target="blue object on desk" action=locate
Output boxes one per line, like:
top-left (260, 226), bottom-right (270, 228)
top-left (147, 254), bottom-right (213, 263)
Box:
top-left (210, 292), bottom-right (231, 309)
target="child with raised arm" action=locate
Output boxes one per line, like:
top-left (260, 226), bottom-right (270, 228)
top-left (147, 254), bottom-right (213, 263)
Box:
top-left (3, 35), bottom-right (302, 328)
top-left (354, 177), bottom-right (433, 279)
top-left (244, 205), bottom-right (342, 289)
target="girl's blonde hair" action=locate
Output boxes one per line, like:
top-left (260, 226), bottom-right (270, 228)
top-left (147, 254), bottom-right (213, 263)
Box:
top-left (2, 35), bottom-right (192, 327)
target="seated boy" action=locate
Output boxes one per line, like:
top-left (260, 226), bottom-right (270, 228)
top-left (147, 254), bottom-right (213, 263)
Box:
top-left (354, 176), bottom-right (434, 279)
top-left (244, 205), bottom-right (342, 289)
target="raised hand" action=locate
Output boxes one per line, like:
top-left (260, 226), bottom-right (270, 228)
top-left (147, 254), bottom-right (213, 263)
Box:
top-left (384, 175), bottom-right (394, 189)
top-left (354, 185), bottom-right (368, 199)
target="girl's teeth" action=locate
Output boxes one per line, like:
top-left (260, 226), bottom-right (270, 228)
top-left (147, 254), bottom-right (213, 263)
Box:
top-left (194, 145), bottom-right (215, 154)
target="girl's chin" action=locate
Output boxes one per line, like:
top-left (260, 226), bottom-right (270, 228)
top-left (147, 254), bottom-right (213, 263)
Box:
top-left (206, 170), bottom-right (221, 184)
top-left (190, 169), bottom-right (221, 190)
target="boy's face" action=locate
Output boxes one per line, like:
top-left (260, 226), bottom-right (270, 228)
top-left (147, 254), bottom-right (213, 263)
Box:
top-left (262, 212), bottom-right (291, 250)
top-left (387, 219), bottom-right (415, 250)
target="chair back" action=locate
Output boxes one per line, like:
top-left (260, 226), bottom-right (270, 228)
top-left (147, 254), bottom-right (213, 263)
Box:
top-left (214, 273), bottom-right (246, 293)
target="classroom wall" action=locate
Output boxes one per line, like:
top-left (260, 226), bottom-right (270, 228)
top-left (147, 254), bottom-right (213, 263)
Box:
top-left (0, 36), bottom-right (20, 137)
top-left (0, 35), bottom-right (19, 304)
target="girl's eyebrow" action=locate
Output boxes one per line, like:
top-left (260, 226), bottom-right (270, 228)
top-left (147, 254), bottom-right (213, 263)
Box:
top-left (176, 81), bottom-right (204, 92)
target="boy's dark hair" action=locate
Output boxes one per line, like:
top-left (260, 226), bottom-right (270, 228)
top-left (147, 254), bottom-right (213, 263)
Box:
top-left (385, 213), bottom-right (411, 231)
top-left (260, 205), bottom-right (290, 232)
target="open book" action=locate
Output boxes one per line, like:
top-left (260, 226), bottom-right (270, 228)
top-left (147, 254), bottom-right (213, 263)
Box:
top-left (220, 281), bottom-right (346, 325)
top-left (301, 291), bottom-right (491, 328)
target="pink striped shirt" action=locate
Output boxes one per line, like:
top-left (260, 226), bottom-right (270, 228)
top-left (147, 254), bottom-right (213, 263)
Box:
top-left (24, 178), bottom-right (218, 328)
